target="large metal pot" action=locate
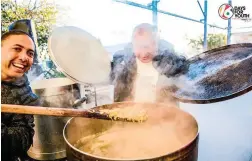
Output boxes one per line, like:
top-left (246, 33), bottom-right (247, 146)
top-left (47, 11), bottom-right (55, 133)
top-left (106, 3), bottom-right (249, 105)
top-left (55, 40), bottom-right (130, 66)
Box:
top-left (63, 102), bottom-right (199, 161)
top-left (28, 78), bottom-right (82, 160)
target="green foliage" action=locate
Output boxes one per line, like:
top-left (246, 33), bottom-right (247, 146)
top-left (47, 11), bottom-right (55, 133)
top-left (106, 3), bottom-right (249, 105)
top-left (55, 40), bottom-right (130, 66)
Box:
top-left (43, 60), bottom-right (66, 79)
top-left (188, 33), bottom-right (227, 51)
top-left (44, 68), bottom-right (66, 79)
top-left (1, 0), bottom-right (58, 55)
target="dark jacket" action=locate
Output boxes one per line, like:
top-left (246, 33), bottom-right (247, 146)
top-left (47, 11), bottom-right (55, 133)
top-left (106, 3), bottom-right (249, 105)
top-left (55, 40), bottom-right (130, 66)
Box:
top-left (110, 46), bottom-right (188, 104)
top-left (1, 75), bottom-right (40, 161)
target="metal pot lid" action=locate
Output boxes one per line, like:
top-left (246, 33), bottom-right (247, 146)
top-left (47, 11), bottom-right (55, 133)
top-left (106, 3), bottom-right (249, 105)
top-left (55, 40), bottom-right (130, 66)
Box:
top-left (48, 26), bottom-right (111, 85)
top-left (170, 43), bottom-right (252, 104)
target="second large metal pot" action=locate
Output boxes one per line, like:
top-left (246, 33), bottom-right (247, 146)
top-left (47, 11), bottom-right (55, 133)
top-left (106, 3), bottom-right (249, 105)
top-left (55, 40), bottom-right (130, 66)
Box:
top-left (28, 78), bottom-right (82, 160)
top-left (63, 102), bottom-right (199, 161)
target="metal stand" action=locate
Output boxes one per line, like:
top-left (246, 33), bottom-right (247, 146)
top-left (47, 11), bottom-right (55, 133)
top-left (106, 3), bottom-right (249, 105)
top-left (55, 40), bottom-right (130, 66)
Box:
top-left (227, 0), bottom-right (232, 45)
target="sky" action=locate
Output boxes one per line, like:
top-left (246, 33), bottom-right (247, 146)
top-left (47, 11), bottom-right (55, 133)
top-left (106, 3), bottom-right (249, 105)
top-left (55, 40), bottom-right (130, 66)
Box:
top-left (54, 0), bottom-right (252, 53)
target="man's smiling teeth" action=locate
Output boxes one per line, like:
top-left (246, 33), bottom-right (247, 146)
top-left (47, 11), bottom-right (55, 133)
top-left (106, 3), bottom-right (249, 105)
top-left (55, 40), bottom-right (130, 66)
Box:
top-left (13, 63), bottom-right (25, 69)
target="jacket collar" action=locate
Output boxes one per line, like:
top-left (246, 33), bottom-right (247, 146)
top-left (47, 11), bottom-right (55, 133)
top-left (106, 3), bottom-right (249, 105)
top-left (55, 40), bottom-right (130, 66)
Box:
top-left (2, 74), bottom-right (29, 87)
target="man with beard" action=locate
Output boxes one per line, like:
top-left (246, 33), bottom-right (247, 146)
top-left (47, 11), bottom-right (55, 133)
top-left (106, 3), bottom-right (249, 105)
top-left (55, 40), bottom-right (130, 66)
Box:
top-left (1, 30), bottom-right (40, 161)
top-left (111, 23), bottom-right (188, 105)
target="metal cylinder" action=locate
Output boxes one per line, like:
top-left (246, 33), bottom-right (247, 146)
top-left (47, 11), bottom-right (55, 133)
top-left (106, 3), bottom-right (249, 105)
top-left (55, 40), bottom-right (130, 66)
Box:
top-left (28, 78), bottom-right (81, 160)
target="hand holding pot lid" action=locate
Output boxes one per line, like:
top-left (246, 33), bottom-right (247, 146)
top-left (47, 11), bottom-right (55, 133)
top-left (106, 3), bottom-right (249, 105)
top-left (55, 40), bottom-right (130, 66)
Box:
top-left (48, 26), bottom-right (111, 85)
top-left (170, 43), bottom-right (252, 104)
top-left (152, 51), bottom-right (189, 77)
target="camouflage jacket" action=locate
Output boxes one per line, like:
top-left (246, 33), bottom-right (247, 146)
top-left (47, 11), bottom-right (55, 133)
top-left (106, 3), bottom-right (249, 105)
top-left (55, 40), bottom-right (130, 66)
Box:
top-left (110, 48), bottom-right (188, 104)
top-left (1, 75), bottom-right (40, 161)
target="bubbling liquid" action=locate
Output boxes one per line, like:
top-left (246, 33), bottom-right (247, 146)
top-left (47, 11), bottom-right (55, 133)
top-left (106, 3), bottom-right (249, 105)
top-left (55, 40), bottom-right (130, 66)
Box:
top-left (74, 105), bottom-right (198, 159)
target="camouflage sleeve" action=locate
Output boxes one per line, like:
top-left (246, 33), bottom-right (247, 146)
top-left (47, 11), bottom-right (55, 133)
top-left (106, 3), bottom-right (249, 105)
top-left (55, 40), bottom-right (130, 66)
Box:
top-left (1, 85), bottom-right (41, 159)
top-left (1, 114), bottom-right (35, 158)
top-left (152, 50), bottom-right (189, 77)
top-left (21, 83), bottom-right (41, 106)
top-left (110, 50), bottom-right (125, 83)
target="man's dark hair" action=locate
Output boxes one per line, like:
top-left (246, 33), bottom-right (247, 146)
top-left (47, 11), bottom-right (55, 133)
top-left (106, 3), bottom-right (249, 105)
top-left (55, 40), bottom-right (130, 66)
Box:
top-left (1, 29), bottom-right (34, 43)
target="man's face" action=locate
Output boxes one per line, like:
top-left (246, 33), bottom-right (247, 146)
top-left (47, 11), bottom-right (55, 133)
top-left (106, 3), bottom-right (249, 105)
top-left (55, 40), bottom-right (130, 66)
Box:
top-left (1, 34), bottom-right (35, 81)
top-left (132, 31), bottom-right (157, 63)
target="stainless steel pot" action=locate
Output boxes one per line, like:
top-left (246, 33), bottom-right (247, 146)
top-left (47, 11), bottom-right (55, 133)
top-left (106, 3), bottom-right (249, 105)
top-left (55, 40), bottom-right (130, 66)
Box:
top-left (28, 78), bottom-right (84, 160)
top-left (63, 102), bottom-right (199, 161)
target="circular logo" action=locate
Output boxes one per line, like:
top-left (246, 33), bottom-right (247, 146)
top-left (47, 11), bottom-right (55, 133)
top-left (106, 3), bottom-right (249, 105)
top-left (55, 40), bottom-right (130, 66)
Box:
top-left (218, 4), bottom-right (234, 20)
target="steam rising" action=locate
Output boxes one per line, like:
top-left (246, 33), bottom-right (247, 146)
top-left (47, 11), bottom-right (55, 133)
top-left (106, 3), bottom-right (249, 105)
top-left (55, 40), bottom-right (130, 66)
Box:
top-left (26, 63), bottom-right (45, 83)
top-left (158, 75), bottom-right (205, 96)
top-left (31, 78), bottom-right (82, 108)
top-left (64, 36), bottom-right (201, 159)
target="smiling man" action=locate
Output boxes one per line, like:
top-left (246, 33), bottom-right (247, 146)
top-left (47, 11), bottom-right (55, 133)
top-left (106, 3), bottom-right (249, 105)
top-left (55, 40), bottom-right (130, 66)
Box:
top-left (1, 31), bottom-right (35, 81)
top-left (1, 30), bottom-right (40, 161)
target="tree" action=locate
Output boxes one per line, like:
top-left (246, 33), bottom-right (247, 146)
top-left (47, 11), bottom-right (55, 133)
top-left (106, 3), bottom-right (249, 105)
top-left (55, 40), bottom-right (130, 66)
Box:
top-left (188, 33), bottom-right (227, 52)
top-left (1, 0), bottom-right (65, 79)
top-left (1, 0), bottom-right (58, 59)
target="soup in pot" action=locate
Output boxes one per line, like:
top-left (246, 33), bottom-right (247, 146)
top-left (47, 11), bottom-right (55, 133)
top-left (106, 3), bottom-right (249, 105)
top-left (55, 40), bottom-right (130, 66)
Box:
top-left (73, 104), bottom-right (198, 159)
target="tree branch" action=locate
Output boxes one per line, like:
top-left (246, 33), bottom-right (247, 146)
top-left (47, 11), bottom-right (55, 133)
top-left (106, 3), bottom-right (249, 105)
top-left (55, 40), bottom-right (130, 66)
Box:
top-left (32, 0), bottom-right (38, 10)
top-left (28, 0), bottom-right (32, 9)
top-left (14, 0), bottom-right (18, 15)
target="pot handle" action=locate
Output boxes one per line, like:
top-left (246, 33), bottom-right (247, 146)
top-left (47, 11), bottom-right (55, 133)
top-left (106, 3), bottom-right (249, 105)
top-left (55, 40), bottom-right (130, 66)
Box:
top-left (72, 96), bottom-right (87, 109)
top-left (72, 94), bottom-right (92, 108)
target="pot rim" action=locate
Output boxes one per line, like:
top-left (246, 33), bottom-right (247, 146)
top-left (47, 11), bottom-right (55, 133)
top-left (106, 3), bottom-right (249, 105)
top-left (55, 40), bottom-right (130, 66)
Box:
top-left (31, 77), bottom-right (77, 90)
top-left (63, 102), bottom-right (199, 161)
